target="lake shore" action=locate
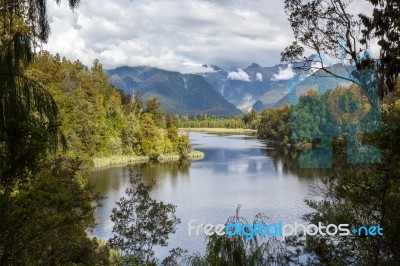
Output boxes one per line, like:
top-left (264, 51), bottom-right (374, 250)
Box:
top-left (92, 150), bottom-right (205, 169)
top-left (179, 128), bottom-right (257, 134)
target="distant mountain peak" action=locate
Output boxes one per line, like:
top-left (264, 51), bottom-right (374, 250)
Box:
top-left (246, 63), bottom-right (261, 69)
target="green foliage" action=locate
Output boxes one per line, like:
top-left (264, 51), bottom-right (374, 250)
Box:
top-left (177, 133), bottom-right (192, 160)
top-left (109, 172), bottom-right (180, 265)
top-left (0, 1), bottom-right (111, 264)
top-left (258, 85), bottom-right (369, 147)
top-left (1, 1), bottom-right (188, 265)
top-left (27, 52), bottom-right (189, 162)
top-left (295, 111), bottom-right (400, 265)
top-left (0, 157), bottom-right (111, 265)
top-left (179, 114), bottom-right (247, 129)
top-left (270, 57), bottom-right (400, 266)
top-left (257, 106), bottom-right (291, 145)
top-left (242, 109), bottom-right (260, 129)
top-left (134, 113), bottom-right (164, 159)
top-left (268, 1), bottom-right (400, 264)
top-left (360, 0), bottom-right (400, 95)
top-left (0, 0), bottom-right (73, 191)
top-left (145, 98), bottom-right (165, 128)
top-left (27, 52), bottom-right (126, 159)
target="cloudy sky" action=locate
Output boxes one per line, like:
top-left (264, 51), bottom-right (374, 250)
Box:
top-left (44, 0), bottom-right (373, 73)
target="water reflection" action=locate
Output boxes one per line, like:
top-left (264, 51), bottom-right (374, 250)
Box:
top-left (265, 148), bottom-right (329, 178)
top-left (88, 132), bottom-right (323, 259)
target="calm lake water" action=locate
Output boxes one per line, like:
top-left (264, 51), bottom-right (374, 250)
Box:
top-left (88, 132), bottom-right (325, 259)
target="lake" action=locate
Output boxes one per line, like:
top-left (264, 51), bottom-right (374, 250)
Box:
top-left (88, 132), bottom-right (325, 259)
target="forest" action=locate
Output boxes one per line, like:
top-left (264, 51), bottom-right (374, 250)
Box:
top-left (27, 52), bottom-right (195, 165)
top-left (1, 0), bottom-right (400, 265)
top-left (0, 1), bottom-right (192, 264)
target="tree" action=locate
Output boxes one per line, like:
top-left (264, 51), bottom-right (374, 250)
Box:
top-left (132, 113), bottom-right (163, 159)
top-left (177, 133), bottom-right (192, 160)
top-left (0, 0), bottom-right (79, 189)
top-left (0, 157), bottom-right (110, 265)
top-left (0, 1), bottom-right (116, 264)
top-left (165, 114), bottom-right (179, 154)
top-left (281, 0), bottom-right (373, 80)
top-left (145, 97), bottom-right (165, 127)
top-left (109, 172), bottom-right (180, 265)
top-left (132, 91), bottom-right (144, 114)
top-left (257, 106), bottom-right (291, 144)
top-left (360, 0), bottom-right (400, 96)
top-left (242, 109), bottom-right (258, 128)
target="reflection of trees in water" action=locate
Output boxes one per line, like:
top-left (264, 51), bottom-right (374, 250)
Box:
top-left (210, 132), bottom-right (257, 137)
top-left (89, 161), bottom-right (192, 194)
top-left (88, 168), bottom-right (128, 195)
top-left (136, 160), bottom-right (191, 181)
top-left (264, 148), bottom-right (328, 178)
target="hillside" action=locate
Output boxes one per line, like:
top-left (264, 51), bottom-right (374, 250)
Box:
top-left (107, 66), bottom-right (242, 116)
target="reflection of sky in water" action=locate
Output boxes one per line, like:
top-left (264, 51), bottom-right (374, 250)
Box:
top-left (88, 132), bottom-right (321, 260)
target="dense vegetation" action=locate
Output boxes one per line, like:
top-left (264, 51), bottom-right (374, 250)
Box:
top-left (257, 105), bottom-right (291, 145)
top-left (0, 0), bottom-right (112, 264)
top-left (0, 1), bottom-right (189, 264)
top-left (179, 116), bottom-right (245, 129)
top-left (179, 110), bottom-right (259, 129)
top-left (27, 52), bottom-right (191, 163)
top-left (254, 0), bottom-right (400, 264)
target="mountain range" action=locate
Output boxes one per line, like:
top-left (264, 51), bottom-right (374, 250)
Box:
top-left (106, 57), bottom-right (353, 116)
top-left (107, 66), bottom-right (242, 116)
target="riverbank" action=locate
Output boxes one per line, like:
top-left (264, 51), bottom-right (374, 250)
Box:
top-left (92, 151), bottom-right (205, 169)
top-left (179, 128), bottom-right (257, 134)
top-left (263, 139), bottom-right (312, 150)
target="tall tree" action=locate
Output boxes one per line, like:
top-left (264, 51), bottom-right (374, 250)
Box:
top-left (109, 173), bottom-right (180, 264)
top-left (145, 97), bottom-right (165, 128)
top-left (360, 0), bottom-right (400, 96)
top-left (0, 0), bottom-right (80, 189)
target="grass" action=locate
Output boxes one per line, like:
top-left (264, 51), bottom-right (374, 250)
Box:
top-left (156, 150), bottom-right (205, 163)
top-left (93, 151), bottom-right (205, 168)
top-left (179, 128), bottom-right (257, 134)
top-left (187, 150), bottom-right (205, 159)
top-left (92, 155), bottom-right (149, 168)
top-left (157, 154), bottom-right (180, 163)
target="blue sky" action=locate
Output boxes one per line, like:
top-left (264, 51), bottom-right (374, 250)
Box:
top-left (44, 0), bottom-right (373, 73)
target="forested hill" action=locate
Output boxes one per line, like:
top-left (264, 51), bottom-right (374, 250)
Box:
top-left (107, 66), bottom-right (242, 117)
top-left (26, 52), bottom-right (192, 162)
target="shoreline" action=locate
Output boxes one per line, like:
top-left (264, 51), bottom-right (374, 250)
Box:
top-left (179, 127), bottom-right (257, 134)
top-left (92, 150), bottom-right (205, 169)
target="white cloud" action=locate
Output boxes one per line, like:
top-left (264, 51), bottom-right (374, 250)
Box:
top-left (43, 0), bottom-right (375, 73)
top-left (271, 64), bottom-right (295, 81)
top-left (256, 72), bottom-right (263, 81)
top-left (43, 0), bottom-right (294, 72)
top-left (228, 68), bottom-right (250, 81)
top-left (310, 61), bottom-right (323, 75)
